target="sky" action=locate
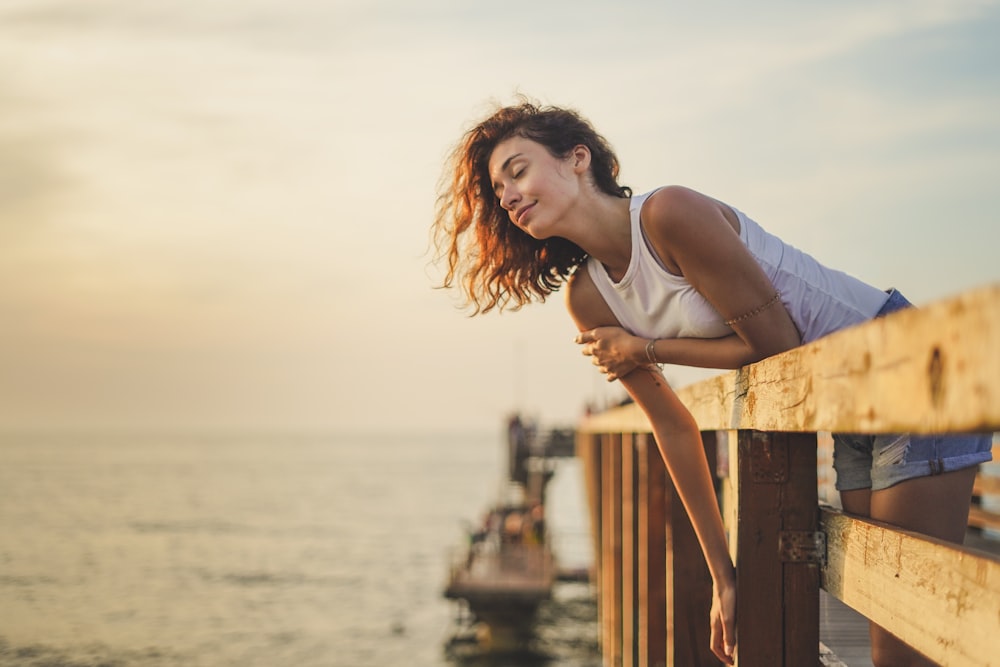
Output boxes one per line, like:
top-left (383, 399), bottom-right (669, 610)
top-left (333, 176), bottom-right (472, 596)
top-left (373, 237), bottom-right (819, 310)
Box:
top-left (0, 0), bottom-right (998, 434)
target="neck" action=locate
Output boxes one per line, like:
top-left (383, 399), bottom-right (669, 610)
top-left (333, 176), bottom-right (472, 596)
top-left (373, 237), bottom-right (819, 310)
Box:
top-left (564, 192), bottom-right (632, 277)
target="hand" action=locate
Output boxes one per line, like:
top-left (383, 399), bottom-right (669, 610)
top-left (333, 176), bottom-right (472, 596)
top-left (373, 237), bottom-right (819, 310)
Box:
top-left (575, 327), bottom-right (644, 381)
top-left (710, 578), bottom-right (737, 665)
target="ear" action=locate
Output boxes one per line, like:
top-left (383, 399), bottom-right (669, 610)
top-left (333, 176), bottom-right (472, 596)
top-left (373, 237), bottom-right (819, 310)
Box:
top-left (570, 144), bottom-right (591, 174)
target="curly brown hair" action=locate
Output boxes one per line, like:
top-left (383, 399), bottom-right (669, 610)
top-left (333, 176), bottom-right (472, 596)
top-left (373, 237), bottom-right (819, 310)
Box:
top-left (433, 99), bottom-right (631, 314)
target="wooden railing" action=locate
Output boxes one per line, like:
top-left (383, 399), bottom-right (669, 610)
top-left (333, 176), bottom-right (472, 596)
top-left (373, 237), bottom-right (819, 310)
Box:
top-left (576, 284), bottom-right (1000, 667)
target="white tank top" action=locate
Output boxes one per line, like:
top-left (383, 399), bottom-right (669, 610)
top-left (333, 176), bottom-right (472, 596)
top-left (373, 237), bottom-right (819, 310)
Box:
top-left (585, 189), bottom-right (890, 344)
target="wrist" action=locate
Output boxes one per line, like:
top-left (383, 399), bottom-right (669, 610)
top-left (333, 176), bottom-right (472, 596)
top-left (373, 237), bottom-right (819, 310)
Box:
top-left (644, 338), bottom-right (659, 365)
top-left (711, 559), bottom-right (736, 591)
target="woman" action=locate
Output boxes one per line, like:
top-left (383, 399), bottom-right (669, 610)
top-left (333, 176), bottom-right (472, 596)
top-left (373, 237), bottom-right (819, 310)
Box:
top-left (432, 99), bottom-right (991, 667)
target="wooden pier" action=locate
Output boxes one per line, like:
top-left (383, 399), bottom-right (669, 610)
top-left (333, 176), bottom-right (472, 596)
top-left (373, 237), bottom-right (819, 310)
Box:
top-left (443, 419), bottom-right (562, 651)
top-left (577, 283), bottom-right (1000, 667)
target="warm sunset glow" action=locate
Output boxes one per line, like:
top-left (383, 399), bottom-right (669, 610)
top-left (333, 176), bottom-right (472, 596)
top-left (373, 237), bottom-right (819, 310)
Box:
top-left (1, 0), bottom-right (998, 433)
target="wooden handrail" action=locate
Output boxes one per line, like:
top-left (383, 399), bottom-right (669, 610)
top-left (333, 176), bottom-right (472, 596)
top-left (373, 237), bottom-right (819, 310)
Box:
top-left (821, 508), bottom-right (1000, 667)
top-left (581, 283), bottom-right (1000, 436)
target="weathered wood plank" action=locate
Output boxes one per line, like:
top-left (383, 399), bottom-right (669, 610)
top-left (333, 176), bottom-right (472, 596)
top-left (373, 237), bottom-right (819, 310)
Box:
top-left (782, 433), bottom-right (820, 667)
top-left (661, 432), bottom-right (719, 667)
top-left (726, 431), bottom-right (822, 667)
top-left (581, 400), bottom-right (653, 434)
top-left (580, 284), bottom-right (1000, 435)
top-left (733, 431), bottom-right (784, 667)
top-left (820, 508), bottom-right (1000, 667)
top-left (622, 435), bottom-right (638, 667)
top-left (637, 434), bottom-right (667, 667)
top-left (603, 434), bottom-right (624, 667)
top-left (577, 432), bottom-right (603, 648)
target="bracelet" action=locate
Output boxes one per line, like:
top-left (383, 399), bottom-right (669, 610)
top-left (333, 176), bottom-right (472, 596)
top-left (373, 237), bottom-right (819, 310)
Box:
top-left (645, 338), bottom-right (659, 365)
top-left (724, 291), bottom-right (781, 326)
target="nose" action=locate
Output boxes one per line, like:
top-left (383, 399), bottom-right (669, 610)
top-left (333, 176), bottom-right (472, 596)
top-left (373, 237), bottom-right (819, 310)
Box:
top-left (500, 186), bottom-right (520, 212)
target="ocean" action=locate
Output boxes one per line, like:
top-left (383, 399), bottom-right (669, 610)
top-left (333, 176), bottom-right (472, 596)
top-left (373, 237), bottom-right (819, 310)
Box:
top-left (0, 431), bottom-right (599, 667)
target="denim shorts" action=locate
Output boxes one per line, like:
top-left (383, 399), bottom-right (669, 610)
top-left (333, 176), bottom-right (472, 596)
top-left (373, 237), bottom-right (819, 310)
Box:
top-left (832, 289), bottom-right (995, 492)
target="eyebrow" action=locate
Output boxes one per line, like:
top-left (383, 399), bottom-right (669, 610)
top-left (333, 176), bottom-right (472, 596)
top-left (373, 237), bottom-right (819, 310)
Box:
top-left (499, 153), bottom-right (523, 173)
top-left (492, 153), bottom-right (524, 195)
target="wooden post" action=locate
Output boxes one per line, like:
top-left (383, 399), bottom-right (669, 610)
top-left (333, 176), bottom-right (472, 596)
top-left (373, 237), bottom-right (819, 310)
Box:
top-left (603, 433), bottom-right (624, 667)
top-left (733, 431), bottom-right (819, 667)
top-left (781, 432), bottom-right (820, 666)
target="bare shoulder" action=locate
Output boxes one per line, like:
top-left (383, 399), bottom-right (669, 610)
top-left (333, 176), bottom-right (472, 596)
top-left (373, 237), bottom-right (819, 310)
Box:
top-left (565, 266), bottom-right (621, 331)
top-left (645, 184), bottom-right (709, 214)
top-left (643, 185), bottom-right (737, 235)
top-left (640, 186), bottom-right (741, 274)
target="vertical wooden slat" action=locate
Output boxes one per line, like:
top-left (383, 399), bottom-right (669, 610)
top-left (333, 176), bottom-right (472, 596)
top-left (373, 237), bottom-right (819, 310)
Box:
top-left (599, 434), bottom-right (615, 667)
top-left (665, 432), bottom-right (720, 667)
top-left (637, 433), bottom-right (667, 667)
top-left (721, 430), bottom-right (738, 563)
top-left (782, 433), bottom-right (820, 667)
top-left (622, 434), bottom-right (638, 667)
top-left (603, 433), bottom-right (624, 667)
top-left (578, 430), bottom-right (603, 646)
top-left (734, 430), bottom-right (784, 667)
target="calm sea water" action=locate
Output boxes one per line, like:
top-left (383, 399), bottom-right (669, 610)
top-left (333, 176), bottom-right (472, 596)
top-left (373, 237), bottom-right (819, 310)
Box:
top-left (0, 432), bottom-right (599, 667)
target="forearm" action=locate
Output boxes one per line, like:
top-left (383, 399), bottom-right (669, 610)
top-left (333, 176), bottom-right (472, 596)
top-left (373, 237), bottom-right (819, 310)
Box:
top-left (622, 368), bottom-right (735, 585)
top-left (652, 423), bottom-right (734, 584)
top-left (648, 334), bottom-right (757, 370)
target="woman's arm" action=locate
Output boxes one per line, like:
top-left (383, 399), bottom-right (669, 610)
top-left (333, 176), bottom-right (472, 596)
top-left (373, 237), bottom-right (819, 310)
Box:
top-left (577, 329), bottom-right (760, 381)
top-left (578, 186), bottom-right (802, 379)
top-left (566, 269), bottom-right (737, 664)
top-left (645, 186), bottom-right (801, 356)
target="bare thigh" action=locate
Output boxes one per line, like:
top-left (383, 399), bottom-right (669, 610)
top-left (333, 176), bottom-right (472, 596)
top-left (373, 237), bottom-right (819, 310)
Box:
top-left (839, 467), bottom-right (977, 666)
top-left (841, 467), bottom-right (976, 541)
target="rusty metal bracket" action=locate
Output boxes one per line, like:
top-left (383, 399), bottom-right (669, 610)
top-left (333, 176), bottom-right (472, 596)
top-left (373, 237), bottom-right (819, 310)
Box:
top-left (779, 530), bottom-right (827, 565)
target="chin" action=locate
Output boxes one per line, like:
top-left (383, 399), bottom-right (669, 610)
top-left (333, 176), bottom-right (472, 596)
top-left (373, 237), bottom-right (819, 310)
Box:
top-left (522, 224), bottom-right (553, 241)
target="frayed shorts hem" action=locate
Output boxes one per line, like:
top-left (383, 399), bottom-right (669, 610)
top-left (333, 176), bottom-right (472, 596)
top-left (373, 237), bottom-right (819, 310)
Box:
top-left (831, 289), bottom-right (994, 492)
top-left (833, 440), bottom-right (993, 492)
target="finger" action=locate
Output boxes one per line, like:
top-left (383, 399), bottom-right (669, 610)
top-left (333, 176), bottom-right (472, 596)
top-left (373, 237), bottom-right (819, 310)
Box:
top-left (710, 615), bottom-right (734, 666)
top-left (574, 330), bottom-right (593, 344)
top-left (716, 615), bottom-right (735, 665)
top-left (711, 639), bottom-right (733, 666)
top-left (710, 617), bottom-right (722, 661)
top-left (724, 616), bottom-right (736, 662)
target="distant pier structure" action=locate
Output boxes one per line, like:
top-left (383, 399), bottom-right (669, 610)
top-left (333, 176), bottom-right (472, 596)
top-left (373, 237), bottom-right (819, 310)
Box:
top-left (443, 415), bottom-right (575, 650)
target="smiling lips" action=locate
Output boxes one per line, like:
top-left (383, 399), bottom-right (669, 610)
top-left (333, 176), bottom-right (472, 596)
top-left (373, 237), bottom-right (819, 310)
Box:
top-left (513, 203), bottom-right (535, 225)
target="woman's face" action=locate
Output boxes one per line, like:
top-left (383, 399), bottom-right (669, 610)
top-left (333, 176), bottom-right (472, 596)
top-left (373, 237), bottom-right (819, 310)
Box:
top-left (487, 136), bottom-right (584, 239)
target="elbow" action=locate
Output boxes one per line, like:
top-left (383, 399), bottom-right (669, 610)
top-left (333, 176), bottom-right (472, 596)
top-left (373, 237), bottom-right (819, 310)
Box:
top-left (735, 311), bottom-right (802, 365)
top-left (748, 335), bottom-right (800, 365)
